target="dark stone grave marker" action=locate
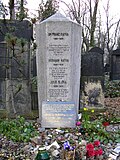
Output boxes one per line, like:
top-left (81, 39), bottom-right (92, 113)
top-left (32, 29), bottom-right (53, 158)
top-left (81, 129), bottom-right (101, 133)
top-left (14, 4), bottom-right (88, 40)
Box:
top-left (81, 47), bottom-right (104, 76)
top-left (0, 20), bottom-right (33, 115)
top-left (81, 47), bottom-right (104, 108)
top-left (0, 42), bottom-right (7, 78)
top-left (110, 49), bottom-right (120, 80)
top-left (0, 20), bottom-right (33, 42)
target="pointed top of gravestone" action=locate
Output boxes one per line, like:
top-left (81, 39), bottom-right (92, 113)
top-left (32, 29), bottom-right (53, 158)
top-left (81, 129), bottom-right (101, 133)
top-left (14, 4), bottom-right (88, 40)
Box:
top-left (112, 49), bottom-right (120, 55)
top-left (88, 47), bottom-right (104, 54)
top-left (40, 12), bottom-right (71, 23)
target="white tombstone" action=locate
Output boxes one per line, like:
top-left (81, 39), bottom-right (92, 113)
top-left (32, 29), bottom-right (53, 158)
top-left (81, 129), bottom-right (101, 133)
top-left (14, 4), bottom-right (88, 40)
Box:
top-left (36, 12), bottom-right (82, 127)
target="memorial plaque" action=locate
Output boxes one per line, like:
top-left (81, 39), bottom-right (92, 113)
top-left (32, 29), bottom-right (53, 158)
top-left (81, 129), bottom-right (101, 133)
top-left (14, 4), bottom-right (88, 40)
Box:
top-left (41, 101), bottom-right (76, 128)
top-left (46, 24), bottom-right (71, 101)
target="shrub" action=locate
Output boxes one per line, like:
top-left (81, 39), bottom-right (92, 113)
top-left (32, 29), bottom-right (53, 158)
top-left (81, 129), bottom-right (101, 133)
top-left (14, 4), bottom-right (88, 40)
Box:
top-left (105, 80), bottom-right (120, 98)
top-left (0, 116), bottom-right (38, 142)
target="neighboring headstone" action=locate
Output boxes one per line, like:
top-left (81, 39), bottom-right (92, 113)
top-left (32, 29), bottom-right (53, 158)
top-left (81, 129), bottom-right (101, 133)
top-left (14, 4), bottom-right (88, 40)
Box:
top-left (36, 12), bottom-right (82, 127)
top-left (110, 49), bottom-right (120, 80)
top-left (5, 79), bottom-right (31, 116)
top-left (0, 20), bottom-right (33, 42)
top-left (0, 42), bottom-right (6, 78)
top-left (0, 80), bottom-right (5, 109)
top-left (0, 20), bottom-right (33, 117)
top-left (81, 47), bottom-right (104, 77)
top-left (81, 47), bottom-right (104, 108)
top-left (0, 42), bottom-right (8, 110)
top-left (0, 20), bottom-right (33, 79)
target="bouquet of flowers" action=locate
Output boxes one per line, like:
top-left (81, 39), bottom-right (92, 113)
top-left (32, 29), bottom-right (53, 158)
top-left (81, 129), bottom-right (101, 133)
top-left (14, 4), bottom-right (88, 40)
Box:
top-left (62, 140), bottom-right (103, 160)
top-left (86, 140), bottom-right (103, 160)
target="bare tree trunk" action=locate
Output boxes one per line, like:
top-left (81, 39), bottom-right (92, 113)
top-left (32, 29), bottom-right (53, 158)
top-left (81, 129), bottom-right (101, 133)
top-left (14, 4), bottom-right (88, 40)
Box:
top-left (20, 0), bottom-right (24, 20)
top-left (6, 46), bottom-right (17, 117)
top-left (60, 0), bottom-right (99, 51)
top-left (6, 79), bottom-right (17, 117)
top-left (9, 0), bottom-right (15, 20)
top-left (90, 0), bottom-right (99, 47)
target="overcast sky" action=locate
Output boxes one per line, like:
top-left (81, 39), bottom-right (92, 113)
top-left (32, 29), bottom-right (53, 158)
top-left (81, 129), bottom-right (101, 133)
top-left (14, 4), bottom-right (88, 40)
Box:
top-left (24, 0), bottom-right (120, 19)
top-left (2, 0), bottom-right (120, 19)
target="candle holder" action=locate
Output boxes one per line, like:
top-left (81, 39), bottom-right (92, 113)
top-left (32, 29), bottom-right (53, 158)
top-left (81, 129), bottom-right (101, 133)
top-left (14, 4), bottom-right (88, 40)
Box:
top-left (35, 150), bottom-right (50, 160)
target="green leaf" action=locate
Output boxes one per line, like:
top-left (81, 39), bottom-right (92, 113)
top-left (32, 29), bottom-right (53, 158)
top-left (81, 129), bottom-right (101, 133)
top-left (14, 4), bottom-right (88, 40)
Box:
top-left (115, 138), bottom-right (120, 143)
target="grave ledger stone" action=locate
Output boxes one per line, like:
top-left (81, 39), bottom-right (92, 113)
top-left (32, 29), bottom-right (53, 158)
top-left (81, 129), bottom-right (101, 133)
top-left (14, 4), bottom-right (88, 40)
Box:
top-left (36, 12), bottom-right (82, 128)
